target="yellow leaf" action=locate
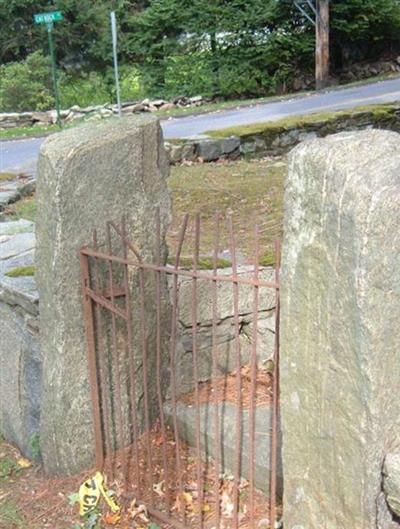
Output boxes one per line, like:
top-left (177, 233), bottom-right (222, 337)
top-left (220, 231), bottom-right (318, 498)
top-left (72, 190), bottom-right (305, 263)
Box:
top-left (17, 458), bottom-right (32, 468)
top-left (202, 503), bottom-right (211, 513)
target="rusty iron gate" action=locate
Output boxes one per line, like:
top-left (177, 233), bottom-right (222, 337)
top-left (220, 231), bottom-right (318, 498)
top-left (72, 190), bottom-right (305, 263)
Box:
top-left (80, 212), bottom-right (281, 529)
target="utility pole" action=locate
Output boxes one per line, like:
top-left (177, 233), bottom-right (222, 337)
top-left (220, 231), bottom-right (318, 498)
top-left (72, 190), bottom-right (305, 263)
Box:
top-left (315, 0), bottom-right (330, 90)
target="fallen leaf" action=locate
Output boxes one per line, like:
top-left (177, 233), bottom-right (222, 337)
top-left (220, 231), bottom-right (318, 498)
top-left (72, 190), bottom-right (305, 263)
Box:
top-left (128, 498), bottom-right (149, 523)
top-left (153, 480), bottom-right (165, 497)
top-left (103, 512), bottom-right (121, 525)
top-left (221, 490), bottom-right (234, 518)
top-left (17, 458), bottom-right (32, 468)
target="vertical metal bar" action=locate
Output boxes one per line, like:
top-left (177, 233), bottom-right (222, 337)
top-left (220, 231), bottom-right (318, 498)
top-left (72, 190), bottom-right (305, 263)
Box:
top-left (169, 214), bottom-right (189, 495)
top-left (270, 240), bottom-right (281, 527)
top-left (80, 251), bottom-right (104, 470)
top-left (154, 208), bottom-right (171, 509)
top-left (191, 214), bottom-right (204, 527)
top-left (92, 231), bottom-right (113, 479)
top-left (249, 225), bottom-right (260, 529)
top-left (211, 214), bottom-right (221, 529)
top-left (228, 216), bottom-right (242, 529)
top-left (106, 223), bottom-right (127, 484)
top-left (121, 218), bottom-right (141, 491)
top-left (138, 244), bottom-right (155, 506)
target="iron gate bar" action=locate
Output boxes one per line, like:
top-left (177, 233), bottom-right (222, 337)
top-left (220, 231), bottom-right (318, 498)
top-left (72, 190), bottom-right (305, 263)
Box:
top-left (92, 230), bottom-right (115, 481)
top-left (228, 216), bottom-right (243, 529)
top-left (270, 240), bottom-right (281, 525)
top-left (84, 287), bottom-right (128, 320)
top-left (168, 213), bottom-right (189, 498)
top-left (80, 247), bottom-right (279, 289)
top-left (120, 219), bottom-right (141, 488)
top-left (80, 251), bottom-right (104, 471)
top-left (249, 223), bottom-right (260, 529)
top-left (191, 214), bottom-right (204, 528)
top-left (106, 222), bottom-right (128, 485)
top-left (211, 213), bottom-right (221, 529)
top-left (80, 213), bottom-right (281, 529)
top-left (154, 210), bottom-right (172, 510)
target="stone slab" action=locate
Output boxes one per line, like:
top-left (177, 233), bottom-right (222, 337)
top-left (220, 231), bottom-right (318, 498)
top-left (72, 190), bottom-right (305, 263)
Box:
top-left (280, 130), bottom-right (400, 529)
top-left (0, 301), bottom-right (41, 458)
top-left (36, 116), bottom-right (171, 475)
top-left (165, 401), bottom-right (282, 495)
top-left (0, 232), bottom-right (35, 261)
top-left (0, 219), bottom-right (35, 235)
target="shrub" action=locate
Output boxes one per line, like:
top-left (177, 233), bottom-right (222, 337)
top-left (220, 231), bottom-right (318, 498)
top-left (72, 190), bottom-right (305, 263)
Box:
top-left (0, 51), bottom-right (54, 112)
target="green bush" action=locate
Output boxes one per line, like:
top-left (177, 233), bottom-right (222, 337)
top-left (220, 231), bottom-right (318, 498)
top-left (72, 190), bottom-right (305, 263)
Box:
top-left (59, 71), bottom-right (111, 108)
top-left (0, 51), bottom-right (54, 112)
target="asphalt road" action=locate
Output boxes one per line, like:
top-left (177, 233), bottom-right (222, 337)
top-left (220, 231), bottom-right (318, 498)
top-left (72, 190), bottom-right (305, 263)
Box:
top-left (2, 76), bottom-right (400, 174)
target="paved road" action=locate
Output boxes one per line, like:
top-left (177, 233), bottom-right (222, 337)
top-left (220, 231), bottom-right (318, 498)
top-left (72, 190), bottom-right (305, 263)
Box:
top-left (2, 77), bottom-right (400, 173)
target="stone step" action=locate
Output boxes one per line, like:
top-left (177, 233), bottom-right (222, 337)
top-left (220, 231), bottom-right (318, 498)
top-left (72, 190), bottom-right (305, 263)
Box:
top-left (165, 400), bottom-right (282, 496)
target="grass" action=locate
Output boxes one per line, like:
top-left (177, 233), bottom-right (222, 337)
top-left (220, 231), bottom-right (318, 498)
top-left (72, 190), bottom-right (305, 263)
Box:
top-left (0, 172), bottom-right (17, 181)
top-left (5, 195), bottom-right (37, 222)
top-left (0, 499), bottom-right (25, 528)
top-left (2, 159), bottom-right (285, 265)
top-left (168, 158), bottom-right (285, 263)
top-left (206, 102), bottom-right (400, 138)
top-left (5, 266), bottom-right (35, 278)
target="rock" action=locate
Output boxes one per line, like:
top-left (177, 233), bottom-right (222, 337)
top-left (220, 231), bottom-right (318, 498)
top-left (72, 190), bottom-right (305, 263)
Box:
top-left (159, 102), bottom-right (175, 111)
top-left (197, 139), bottom-right (222, 161)
top-left (0, 301), bottom-right (41, 458)
top-left (396, 56), bottom-right (400, 66)
top-left (122, 103), bottom-right (146, 113)
top-left (0, 220), bottom-right (34, 236)
top-left (240, 142), bottom-right (256, 155)
top-left (0, 232), bottom-right (35, 261)
top-left (31, 112), bottom-right (51, 124)
top-left (164, 401), bottom-right (282, 495)
top-left (281, 130), bottom-right (400, 529)
top-left (36, 115), bottom-right (171, 475)
top-left (189, 95), bottom-right (203, 104)
top-left (168, 143), bottom-right (183, 164)
top-left (384, 454), bottom-right (400, 517)
top-left (181, 142), bottom-right (196, 161)
top-left (150, 99), bottom-right (166, 107)
top-left (220, 136), bottom-right (240, 154)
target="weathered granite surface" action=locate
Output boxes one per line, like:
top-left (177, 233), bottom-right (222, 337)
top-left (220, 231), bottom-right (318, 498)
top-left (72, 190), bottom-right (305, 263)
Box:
top-left (165, 401), bottom-right (282, 495)
top-left (280, 129), bottom-right (400, 529)
top-left (36, 116), bottom-right (171, 475)
top-left (0, 223), bottom-right (39, 458)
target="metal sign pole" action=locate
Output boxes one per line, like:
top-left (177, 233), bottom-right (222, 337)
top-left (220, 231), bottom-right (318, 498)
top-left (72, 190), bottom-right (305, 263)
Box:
top-left (110, 12), bottom-right (122, 118)
top-left (47, 22), bottom-right (61, 127)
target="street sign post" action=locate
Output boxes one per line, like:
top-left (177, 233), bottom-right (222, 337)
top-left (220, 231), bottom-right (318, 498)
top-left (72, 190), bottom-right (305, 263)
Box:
top-left (34, 11), bottom-right (63, 126)
top-left (110, 12), bottom-right (122, 118)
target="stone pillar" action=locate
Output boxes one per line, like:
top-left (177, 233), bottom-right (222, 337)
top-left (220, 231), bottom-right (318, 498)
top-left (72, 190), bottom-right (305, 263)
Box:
top-left (36, 116), bottom-right (171, 475)
top-left (280, 130), bottom-right (400, 529)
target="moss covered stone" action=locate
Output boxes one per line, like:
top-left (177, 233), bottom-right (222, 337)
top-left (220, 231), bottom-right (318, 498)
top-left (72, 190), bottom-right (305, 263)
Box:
top-left (5, 266), bottom-right (35, 278)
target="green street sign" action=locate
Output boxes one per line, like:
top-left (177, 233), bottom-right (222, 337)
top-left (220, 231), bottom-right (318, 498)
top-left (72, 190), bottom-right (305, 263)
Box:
top-left (34, 11), bottom-right (63, 25)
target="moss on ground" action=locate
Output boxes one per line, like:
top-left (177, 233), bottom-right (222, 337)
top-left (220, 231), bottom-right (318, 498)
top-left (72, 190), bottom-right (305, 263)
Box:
top-left (206, 102), bottom-right (400, 139)
top-left (5, 266), bottom-right (35, 278)
top-left (167, 255), bottom-right (232, 269)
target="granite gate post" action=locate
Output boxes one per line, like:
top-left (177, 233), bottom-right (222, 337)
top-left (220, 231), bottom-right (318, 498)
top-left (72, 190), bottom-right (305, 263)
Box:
top-left (36, 116), bottom-right (171, 475)
top-left (281, 130), bottom-right (400, 528)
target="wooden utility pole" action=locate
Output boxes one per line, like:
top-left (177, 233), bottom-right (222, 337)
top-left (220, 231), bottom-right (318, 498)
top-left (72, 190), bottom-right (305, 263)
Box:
top-left (315, 0), bottom-right (330, 89)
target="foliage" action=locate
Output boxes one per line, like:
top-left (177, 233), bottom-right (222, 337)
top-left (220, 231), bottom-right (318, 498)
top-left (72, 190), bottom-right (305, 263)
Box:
top-left (1, 0), bottom-right (400, 107)
top-left (0, 51), bottom-right (54, 111)
top-left (5, 266), bottom-right (35, 278)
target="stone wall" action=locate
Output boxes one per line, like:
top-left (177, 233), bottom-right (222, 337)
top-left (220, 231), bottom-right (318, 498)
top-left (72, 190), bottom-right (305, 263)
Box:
top-left (0, 95), bottom-right (211, 129)
top-left (165, 104), bottom-right (400, 163)
top-left (0, 220), bottom-right (38, 458)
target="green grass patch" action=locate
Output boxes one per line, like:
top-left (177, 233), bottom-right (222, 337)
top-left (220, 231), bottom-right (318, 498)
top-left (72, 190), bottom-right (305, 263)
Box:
top-left (0, 456), bottom-right (22, 482)
top-left (5, 266), bottom-right (35, 278)
top-left (0, 499), bottom-right (25, 528)
top-left (5, 196), bottom-right (37, 222)
top-left (169, 159), bottom-right (285, 262)
top-left (206, 102), bottom-right (400, 138)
